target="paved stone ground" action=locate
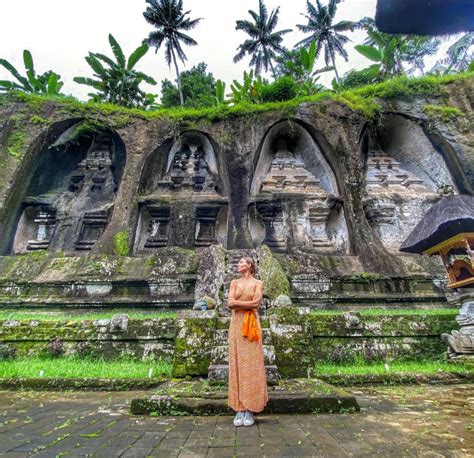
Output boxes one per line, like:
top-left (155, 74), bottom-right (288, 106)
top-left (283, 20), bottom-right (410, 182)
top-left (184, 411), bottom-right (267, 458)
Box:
top-left (0, 384), bottom-right (472, 457)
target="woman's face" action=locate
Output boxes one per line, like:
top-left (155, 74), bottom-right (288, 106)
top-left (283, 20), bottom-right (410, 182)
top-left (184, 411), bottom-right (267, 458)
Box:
top-left (237, 258), bottom-right (252, 274)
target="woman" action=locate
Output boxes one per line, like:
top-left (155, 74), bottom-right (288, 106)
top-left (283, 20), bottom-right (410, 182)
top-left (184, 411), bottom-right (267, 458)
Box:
top-left (227, 256), bottom-right (269, 427)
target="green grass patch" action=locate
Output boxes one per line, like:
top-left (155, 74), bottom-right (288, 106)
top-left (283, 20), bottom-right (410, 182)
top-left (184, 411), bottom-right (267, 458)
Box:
top-left (315, 360), bottom-right (473, 376)
top-left (423, 104), bottom-right (463, 122)
top-left (309, 308), bottom-right (458, 316)
top-left (0, 355), bottom-right (173, 379)
top-left (0, 310), bottom-right (178, 321)
top-left (2, 72), bottom-right (471, 123)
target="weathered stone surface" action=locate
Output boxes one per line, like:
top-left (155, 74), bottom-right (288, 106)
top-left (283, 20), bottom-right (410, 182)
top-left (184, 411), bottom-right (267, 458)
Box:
top-left (130, 378), bottom-right (359, 415)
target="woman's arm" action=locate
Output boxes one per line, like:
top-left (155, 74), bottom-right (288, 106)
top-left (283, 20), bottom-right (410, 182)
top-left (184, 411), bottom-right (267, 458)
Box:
top-left (228, 282), bottom-right (263, 311)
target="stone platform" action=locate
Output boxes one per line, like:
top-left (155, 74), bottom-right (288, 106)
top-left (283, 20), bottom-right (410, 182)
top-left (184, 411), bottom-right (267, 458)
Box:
top-left (130, 378), bottom-right (359, 416)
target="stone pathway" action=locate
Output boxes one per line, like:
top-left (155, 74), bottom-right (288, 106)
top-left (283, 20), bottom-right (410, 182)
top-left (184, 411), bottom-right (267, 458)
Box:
top-left (0, 384), bottom-right (472, 457)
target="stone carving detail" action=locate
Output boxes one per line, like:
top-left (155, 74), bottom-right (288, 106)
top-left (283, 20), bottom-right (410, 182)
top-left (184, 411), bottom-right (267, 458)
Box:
top-left (75, 210), bottom-right (110, 251)
top-left (195, 207), bottom-right (220, 247)
top-left (26, 206), bottom-right (57, 251)
top-left (251, 136), bottom-right (347, 253)
top-left (136, 132), bottom-right (228, 252)
top-left (366, 150), bottom-right (435, 195)
top-left (158, 142), bottom-right (217, 193)
top-left (144, 207), bottom-right (170, 248)
top-left (442, 292), bottom-right (474, 359)
top-left (12, 129), bottom-right (123, 254)
top-left (259, 143), bottom-right (323, 195)
top-left (364, 149), bottom-right (440, 251)
top-left (256, 201), bottom-right (287, 252)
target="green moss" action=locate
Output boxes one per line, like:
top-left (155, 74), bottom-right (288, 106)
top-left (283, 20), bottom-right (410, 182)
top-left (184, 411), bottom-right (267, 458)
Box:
top-left (423, 104), bottom-right (463, 122)
top-left (6, 126), bottom-right (26, 159)
top-left (4, 72), bottom-right (471, 124)
top-left (30, 115), bottom-right (48, 125)
top-left (113, 231), bottom-right (130, 256)
top-left (353, 271), bottom-right (382, 282)
top-left (257, 246), bottom-right (290, 300)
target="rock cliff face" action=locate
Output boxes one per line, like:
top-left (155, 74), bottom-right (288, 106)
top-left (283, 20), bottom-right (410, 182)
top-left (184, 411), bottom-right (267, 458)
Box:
top-left (0, 77), bottom-right (472, 307)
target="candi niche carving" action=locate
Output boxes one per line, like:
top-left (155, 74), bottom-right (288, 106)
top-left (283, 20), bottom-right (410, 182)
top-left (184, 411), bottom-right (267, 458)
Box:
top-left (134, 131), bottom-right (229, 252)
top-left (249, 120), bottom-right (350, 254)
top-left (11, 122), bottom-right (125, 254)
top-left (362, 115), bottom-right (459, 251)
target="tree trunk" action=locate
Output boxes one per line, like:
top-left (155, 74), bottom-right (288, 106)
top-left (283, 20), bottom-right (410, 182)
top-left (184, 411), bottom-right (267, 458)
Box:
top-left (170, 47), bottom-right (184, 106)
top-left (269, 60), bottom-right (276, 79)
top-left (329, 45), bottom-right (340, 84)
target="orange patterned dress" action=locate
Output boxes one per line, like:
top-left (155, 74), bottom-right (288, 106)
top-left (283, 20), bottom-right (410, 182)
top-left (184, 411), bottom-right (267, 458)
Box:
top-left (227, 281), bottom-right (269, 413)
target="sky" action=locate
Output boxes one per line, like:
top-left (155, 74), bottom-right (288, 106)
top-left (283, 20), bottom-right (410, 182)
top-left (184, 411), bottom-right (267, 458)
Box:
top-left (0, 0), bottom-right (454, 101)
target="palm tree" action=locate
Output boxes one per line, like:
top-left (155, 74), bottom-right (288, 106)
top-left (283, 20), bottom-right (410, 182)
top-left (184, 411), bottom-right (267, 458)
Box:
top-left (296, 0), bottom-right (360, 83)
top-left (234, 0), bottom-right (292, 77)
top-left (143, 0), bottom-right (201, 106)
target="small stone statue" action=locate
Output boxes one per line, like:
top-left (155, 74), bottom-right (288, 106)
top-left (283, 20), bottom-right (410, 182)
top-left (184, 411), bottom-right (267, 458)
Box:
top-left (193, 295), bottom-right (216, 311)
top-left (441, 296), bottom-right (474, 359)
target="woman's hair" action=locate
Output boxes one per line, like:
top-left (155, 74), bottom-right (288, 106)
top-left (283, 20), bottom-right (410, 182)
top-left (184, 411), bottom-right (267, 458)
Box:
top-left (241, 256), bottom-right (257, 276)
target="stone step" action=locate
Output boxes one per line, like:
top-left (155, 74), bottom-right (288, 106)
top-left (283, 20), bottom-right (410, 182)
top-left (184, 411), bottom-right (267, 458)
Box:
top-left (212, 328), bottom-right (273, 345)
top-left (210, 345), bottom-right (275, 365)
top-left (207, 364), bottom-right (281, 386)
top-left (130, 378), bottom-right (360, 415)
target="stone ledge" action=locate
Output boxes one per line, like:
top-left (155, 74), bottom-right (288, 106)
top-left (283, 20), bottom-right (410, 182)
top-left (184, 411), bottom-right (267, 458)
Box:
top-left (129, 378), bottom-right (360, 415)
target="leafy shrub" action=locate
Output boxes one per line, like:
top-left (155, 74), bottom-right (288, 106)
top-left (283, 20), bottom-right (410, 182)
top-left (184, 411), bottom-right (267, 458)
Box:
top-left (336, 65), bottom-right (384, 90)
top-left (261, 77), bottom-right (297, 102)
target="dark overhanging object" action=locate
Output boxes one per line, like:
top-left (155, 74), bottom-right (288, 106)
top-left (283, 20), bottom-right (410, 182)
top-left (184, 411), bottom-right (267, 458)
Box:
top-left (400, 195), bottom-right (474, 254)
top-left (376, 0), bottom-right (474, 35)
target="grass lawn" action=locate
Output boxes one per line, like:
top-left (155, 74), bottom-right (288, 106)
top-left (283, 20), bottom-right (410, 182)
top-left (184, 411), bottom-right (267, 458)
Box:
top-left (0, 356), bottom-right (173, 379)
top-left (0, 310), bottom-right (178, 321)
top-left (309, 308), bottom-right (458, 316)
top-left (315, 360), bottom-right (473, 376)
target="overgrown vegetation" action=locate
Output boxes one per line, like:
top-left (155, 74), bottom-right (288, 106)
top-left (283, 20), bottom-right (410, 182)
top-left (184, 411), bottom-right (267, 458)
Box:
top-left (423, 104), bottom-right (463, 122)
top-left (2, 71), bottom-right (470, 124)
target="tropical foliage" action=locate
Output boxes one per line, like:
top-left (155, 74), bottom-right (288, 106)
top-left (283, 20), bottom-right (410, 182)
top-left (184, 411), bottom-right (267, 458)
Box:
top-left (74, 34), bottom-right (157, 109)
top-left (276, 41), bottom-right (332, 95)
top-left (228, 70), bottom-right (266, 104)
top-left (430, 33), bottom-right (474, 75)
top-left (0, 50), bottom-right (63, 94)
top-left (160, 62), bottom-right (216, 108)
top-left (234, 0), bottom-right (292, 76)
top-left (355, 19), bottom-right (440, 78)
top-left (144, 0), bottom-right (201, 106)
top-left (296, 0), bottom-right (361, 83)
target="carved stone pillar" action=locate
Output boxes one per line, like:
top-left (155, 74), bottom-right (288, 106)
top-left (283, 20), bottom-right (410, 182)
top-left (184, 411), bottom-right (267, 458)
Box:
top-left (308, 204), bottom-right (332, 249)
top-left (144, 207), bottom-right (170, 248)
top-left (75, 210), bottom-right (110, 251)
top-left (27, 207), bottom-right (57, 251)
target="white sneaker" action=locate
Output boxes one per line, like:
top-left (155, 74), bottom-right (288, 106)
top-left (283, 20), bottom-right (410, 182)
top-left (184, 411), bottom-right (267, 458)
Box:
top-left (233, 411), bottom-right (244, 427)
top-left (243, 410), bottom-right (255, 426)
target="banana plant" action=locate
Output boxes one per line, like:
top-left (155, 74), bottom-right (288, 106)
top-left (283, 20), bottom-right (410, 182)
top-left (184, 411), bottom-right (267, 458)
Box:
top-left (74, 34), bottom-right (157, 108)
top-left (283, 41), bottom-right (332, 96)
top-left (355, 31), bottom-right (402, 77)
top-left (229, 70), bottom-right (265, 104)
top-left (0, 50), bottom-right (63, 94)
top-left (214, 79), bottom-right (227, 105)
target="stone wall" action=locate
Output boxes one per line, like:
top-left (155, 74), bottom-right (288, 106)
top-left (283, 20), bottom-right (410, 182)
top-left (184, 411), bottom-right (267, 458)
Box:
top-left (0, 310), bottom-right (459, 378)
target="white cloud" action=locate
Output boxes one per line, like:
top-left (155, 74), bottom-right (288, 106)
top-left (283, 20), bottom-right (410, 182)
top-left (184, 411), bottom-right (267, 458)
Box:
top-left (0, 0), bottom-right (454, 101)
